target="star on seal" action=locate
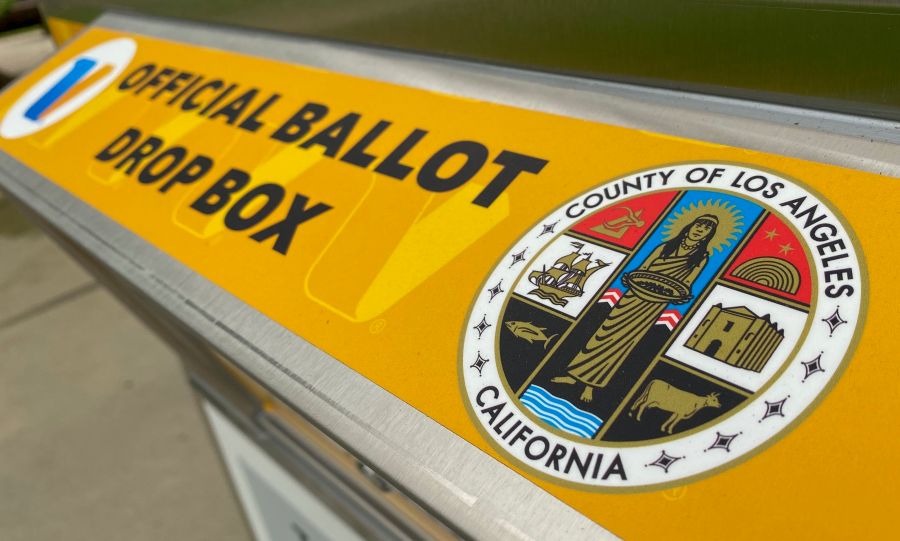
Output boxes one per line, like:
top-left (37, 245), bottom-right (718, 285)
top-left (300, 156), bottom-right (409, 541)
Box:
top-left (509, 248), bottom-right (527, 268)
top-left (538, 221), bottom-right (559, 237)
top-left (760, 396), bottom-right (789, 422)
top-left (705, 431), bottom-right (741, 453)
top-left (646, 451), bottom-right (684, 473)
top-left (822, 307), bottom-right (848, 336)
top-left (801, 353), bottom-right (825, 382)
top-left (470, 352), bottom-right (490, 376)
top-left (472, 315), bottom-right (491, 338)
top-left (487, 280), bottom-right (505, 302)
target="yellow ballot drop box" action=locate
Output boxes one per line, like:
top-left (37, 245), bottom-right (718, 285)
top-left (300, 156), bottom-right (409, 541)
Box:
top-left (1, 10), bottom-right (898, 540)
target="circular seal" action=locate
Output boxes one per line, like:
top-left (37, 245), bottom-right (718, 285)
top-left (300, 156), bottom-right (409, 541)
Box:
top-left (461, 163), bottom-right (865, 489)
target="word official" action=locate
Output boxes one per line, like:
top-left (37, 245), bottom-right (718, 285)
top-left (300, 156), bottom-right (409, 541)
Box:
top-left (116, 63), bottom-right (550, 208)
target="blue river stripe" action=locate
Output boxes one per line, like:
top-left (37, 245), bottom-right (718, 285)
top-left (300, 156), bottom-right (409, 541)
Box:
top-left (520, 397), bottom-right (595, 438)
top-left (528, 385), bottom-right (604, 425)
top-left (520, 395), bottom-right (587, 436)
top-left (522, 389), bottom-right (598, 433)
top-left (520, 398), bottom-right (593, 438)
top-left (521, 385), bottom-right (603, 439)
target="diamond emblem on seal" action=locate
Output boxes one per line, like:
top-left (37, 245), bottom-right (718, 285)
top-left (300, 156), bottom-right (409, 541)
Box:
top-left (646, 451), bottom-right (684, 473)
top-left (472, 315), bottom-right (491, 338)
top-left (760, 397), bottom-right (789, 422)
top-left (538, 221), bottom-right (559, 237)
top-left (801, 353), bottom-right (825, 382)
top-left (470, 352), bottom-right (490, 376)
top-left (822, 307), bottom-right (848, 336)
top-left (487, 280), bottom-right (505, 302)
top-left (461, 163), bottom-right (864, 489)
top-left (705, 432), bottom-right (741, 453)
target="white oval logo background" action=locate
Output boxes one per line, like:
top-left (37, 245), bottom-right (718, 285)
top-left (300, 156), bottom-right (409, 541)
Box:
top-left (0, 38), bottom-right (136, 139)
top-left (461, 163), bottom-right (864, 490)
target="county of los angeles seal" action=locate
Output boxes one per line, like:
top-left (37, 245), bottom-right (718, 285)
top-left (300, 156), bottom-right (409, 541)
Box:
top-left (461, 163), bottom-right (865, 489)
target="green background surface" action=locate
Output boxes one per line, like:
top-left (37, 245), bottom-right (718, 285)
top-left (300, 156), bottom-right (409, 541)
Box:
top-left (40, 0), bottom-right (900, 120)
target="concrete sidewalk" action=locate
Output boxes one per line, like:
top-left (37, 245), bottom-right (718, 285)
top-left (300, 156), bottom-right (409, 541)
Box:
top-left (0, 27), bottom-right (54, 83)
top-left (0, 27), bottom-right (249, 541)
top-left (0, 178), bottom-right (250, 539)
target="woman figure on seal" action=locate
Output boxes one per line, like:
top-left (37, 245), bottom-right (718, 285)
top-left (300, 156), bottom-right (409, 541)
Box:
top-left (552, 214), bottom-right (718, 402)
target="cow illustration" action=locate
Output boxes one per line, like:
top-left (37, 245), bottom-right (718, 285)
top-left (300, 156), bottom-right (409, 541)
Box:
top-left (629, 379), bottom-right (721, 434)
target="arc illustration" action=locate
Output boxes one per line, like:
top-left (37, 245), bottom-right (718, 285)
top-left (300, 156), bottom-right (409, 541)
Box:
top-left (732, 256), bottom-right (800, 294)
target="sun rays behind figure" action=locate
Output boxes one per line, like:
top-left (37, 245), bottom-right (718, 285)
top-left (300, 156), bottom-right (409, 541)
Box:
top-left (662, 199), bottom-right (744, 253)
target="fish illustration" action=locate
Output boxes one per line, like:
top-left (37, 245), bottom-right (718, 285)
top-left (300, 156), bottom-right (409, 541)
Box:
top-left (505, 321), bottom-right (558, 349)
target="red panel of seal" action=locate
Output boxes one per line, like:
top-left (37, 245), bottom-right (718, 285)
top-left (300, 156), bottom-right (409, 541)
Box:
top-left (570, 190), bottom-right (678, 249)
top-left (724, 213), bottom-right (812, 304)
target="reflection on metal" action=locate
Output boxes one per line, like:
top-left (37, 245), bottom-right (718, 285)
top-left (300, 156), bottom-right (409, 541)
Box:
top-left (40, 0), bottom-right (900, 120)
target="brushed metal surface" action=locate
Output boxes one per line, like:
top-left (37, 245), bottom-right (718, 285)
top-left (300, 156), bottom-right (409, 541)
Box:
top-left (1, 11), bottom-right (898, 540)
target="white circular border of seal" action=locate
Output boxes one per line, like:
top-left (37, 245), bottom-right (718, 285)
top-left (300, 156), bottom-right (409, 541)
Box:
top-left (461, 162), bottom-right (865, 490)
top-left (0, 38), bottom-right (137, 139)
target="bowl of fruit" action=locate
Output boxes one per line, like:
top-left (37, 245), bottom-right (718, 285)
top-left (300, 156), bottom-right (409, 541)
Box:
top-left (622, 271), bottom-right (692, 304)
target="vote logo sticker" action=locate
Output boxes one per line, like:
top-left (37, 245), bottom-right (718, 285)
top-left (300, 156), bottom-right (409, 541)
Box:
top-left (461, 163), bottom-right (865, 489)
top-left (0, 38), bottom-right (136, 139)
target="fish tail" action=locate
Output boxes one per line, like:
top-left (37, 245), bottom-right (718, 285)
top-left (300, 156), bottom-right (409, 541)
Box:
top-left (544, 334), bottom-right (559, 349)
